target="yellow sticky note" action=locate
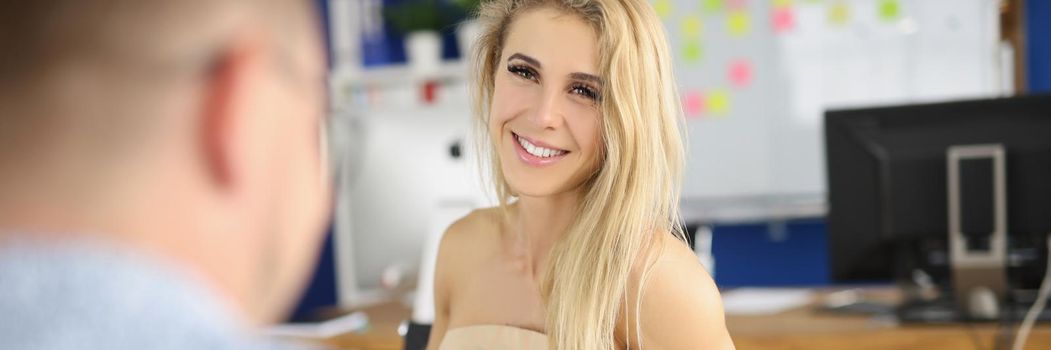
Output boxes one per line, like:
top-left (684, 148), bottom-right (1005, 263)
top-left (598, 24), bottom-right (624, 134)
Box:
top-left (727, 10), bottom-right (751, 37)
top-left (828, 1), bottom-right (849, 26)
top-left (708, 89), bottom-right (730, 115)
top-left (683, 41), bottom-right (703, 63)
top-left (681, 16), bottom-right (703, 39)
top-left (773, 0), bottom-right (793, 8)
top-left (654, 0), bottom-right (672, 19)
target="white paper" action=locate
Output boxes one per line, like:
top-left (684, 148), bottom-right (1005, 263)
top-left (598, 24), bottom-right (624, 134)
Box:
top-left (721, 288), bottom-right (815, 316)
top-left (264, 311), bottom-right (370, 339)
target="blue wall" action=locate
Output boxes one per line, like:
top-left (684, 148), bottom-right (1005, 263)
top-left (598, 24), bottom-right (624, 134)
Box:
top-left (711, 219), bottom-right (831, 286)
top-left (290, 225), bottom-right (340, 322)
top-left (1028, 0), bottom-right (1051, 93)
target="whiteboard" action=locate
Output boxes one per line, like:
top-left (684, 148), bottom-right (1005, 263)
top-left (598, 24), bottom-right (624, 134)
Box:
top-left (657, 0), bottom-right (1004, 200)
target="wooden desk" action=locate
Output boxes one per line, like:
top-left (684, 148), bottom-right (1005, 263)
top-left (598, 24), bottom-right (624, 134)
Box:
top-left (313, 301), bottom-right (409, 350)
top-left (727, 303), bottom-right (1051, 350)
top-left (728, 287), bottom-right (1051, 350)
top-left (309, 289), bottom-right (1051, 350)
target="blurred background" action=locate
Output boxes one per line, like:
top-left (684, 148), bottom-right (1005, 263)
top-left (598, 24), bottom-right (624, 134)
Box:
top-left (281, 0), bottom-right (1051, 349)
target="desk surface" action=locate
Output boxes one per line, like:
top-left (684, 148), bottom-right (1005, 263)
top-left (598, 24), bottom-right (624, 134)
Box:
top-left (728, 303), bottom-right (1051, 350)
top-left (310, 289), bottom-right (1051, 350)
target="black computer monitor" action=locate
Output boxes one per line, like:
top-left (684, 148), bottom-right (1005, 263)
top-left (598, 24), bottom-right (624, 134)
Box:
top-left (825, 95), bottom-right (1051, 293)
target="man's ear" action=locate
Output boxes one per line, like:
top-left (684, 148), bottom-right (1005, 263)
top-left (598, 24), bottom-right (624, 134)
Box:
top-left (199, 36), bottom-right (264, 192)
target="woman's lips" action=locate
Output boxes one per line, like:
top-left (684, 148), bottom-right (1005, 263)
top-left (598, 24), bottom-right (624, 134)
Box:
top-left (512, 132), bottom-right (570, 167)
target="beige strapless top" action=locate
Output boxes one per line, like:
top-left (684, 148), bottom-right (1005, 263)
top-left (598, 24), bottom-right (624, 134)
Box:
top-left (438, 325), bottom-right (548, 350)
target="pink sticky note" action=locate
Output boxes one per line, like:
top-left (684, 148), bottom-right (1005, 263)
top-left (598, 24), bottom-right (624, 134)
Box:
top-left (728, 0), bottom-right (747, 10)
top-left (772, 6), bottom-right (795, 33)
top-left (684, 91), bottom-right (706, 119)
top-left (729, 59), bottom-right (753, 88)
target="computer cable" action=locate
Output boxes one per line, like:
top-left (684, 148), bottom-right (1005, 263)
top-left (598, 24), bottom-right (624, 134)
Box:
top-left (1011, 234), bottom-right (1051, 350)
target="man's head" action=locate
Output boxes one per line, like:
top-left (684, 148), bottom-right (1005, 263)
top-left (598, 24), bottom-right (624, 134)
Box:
top-left (0, 0), bottom-right (331, 324)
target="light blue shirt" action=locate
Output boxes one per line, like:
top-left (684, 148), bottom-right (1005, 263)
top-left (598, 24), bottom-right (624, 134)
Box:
top-left (0, 239), bottom-right (322, 350)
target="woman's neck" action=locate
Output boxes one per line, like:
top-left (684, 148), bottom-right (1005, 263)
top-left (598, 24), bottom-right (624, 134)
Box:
top-left (510, 190), bottom-right (581, 278)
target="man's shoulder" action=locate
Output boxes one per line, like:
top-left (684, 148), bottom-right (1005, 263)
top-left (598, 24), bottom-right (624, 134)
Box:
top-left (0, 241), bottom-right (306, 350)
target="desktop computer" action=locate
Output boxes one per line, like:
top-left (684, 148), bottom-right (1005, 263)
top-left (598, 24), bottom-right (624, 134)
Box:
top-left (825, 95), bottom-right (1051, 323)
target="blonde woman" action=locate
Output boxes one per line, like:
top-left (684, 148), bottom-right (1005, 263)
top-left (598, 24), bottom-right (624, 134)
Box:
top-left (427, 0), bottom-right (734, 349)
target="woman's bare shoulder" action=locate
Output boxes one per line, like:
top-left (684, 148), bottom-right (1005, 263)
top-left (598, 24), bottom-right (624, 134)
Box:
top-left (442, 207), bottom-right (503, 246)
top-left (429, 207), bottom-right (506, 349)
top-left (620, 232), bottom-right (735, 350)
top-left (435, 207), bottom-right (504, 272)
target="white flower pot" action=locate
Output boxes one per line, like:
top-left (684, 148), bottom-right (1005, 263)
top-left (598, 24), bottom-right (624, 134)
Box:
top-left (456, 20), bottom-right (482, 59)
top-left (405, 30), bottom-right (442, 75)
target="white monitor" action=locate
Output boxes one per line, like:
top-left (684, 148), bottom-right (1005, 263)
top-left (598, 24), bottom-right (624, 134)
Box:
top-left (331, 106), bottom-right (491, 307)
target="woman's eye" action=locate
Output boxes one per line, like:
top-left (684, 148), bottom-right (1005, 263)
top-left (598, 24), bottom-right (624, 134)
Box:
top-left (508, 64), bottom-right (537, 82)
top-left (571, 85), bottom-right (600, 101)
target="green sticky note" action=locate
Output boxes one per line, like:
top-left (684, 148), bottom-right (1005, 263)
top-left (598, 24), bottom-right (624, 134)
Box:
top-left (878, 0), bottom-right (900, 22)
top-left (708, 89), bottom-right (730, 115)
top-left (681, 16), bottom-right (703, 38)
top-left (654, 0), bottom-right (672, 19)
top-left (703, 0), bottom-right (725, 13)
top-left (683, 41), bottom-right (703, 63)
top-left (728, 10), bottom-right (751, 37)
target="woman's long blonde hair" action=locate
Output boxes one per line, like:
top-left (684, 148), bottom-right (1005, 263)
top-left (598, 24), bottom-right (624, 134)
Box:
top-left (471, 0), bottom-right (685, 348)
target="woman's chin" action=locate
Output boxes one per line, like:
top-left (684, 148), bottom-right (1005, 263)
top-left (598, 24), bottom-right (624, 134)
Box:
top-left (505, 176), bottom-right (588, 200)
top-left (507, 183), bottom-right (563, 199)
top-left (501, 159), bottom-right (593, 199)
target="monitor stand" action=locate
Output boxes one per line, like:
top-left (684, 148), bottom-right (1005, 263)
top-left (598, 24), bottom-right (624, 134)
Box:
top-left (895, 144), bottom-right (1049, 324)
top-left (946, 144), bottom-right (1007, 320)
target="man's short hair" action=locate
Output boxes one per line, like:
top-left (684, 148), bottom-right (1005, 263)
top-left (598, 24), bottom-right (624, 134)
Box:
top-left (0, 0), bottom-right (311, 92)
top-left (0, 0), bottom-right (314, 165)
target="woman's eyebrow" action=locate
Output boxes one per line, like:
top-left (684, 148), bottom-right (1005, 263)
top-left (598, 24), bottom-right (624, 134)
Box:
top-left (508, 53), bottom-right (542, 68)
top-left (569, 72), bottom-right (602, 85)
top-left (509, 52), bottom-right (601, 84)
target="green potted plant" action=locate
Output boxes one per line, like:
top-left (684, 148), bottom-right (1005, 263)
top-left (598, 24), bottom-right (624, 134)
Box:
top-left (383, 0), bottom-right (476, 73)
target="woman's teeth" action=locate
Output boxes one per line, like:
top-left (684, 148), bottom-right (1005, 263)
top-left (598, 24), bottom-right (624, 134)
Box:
top-left (516, 134), bottom-right (568, 158)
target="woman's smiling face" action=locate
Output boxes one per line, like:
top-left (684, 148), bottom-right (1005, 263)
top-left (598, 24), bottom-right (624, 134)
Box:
top-left (489, 7), bottom-right (604, 198)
